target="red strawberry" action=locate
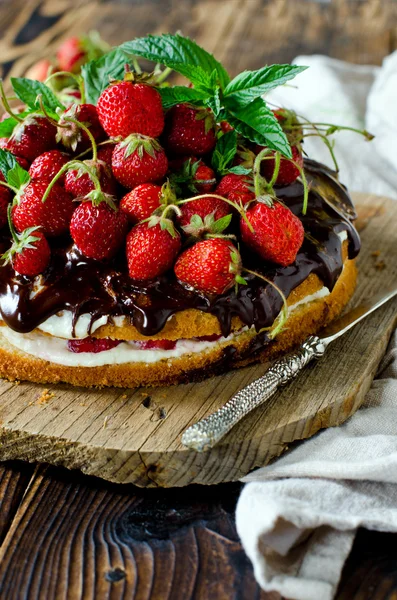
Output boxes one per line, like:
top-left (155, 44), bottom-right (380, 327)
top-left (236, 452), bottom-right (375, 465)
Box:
top-left (240, 200), bottom-right (304, 266)
top-left (178, 196), bottom-right (231, 229)
top-left (57, 103), bottom-right (106, 153)
top-left (25, 59), bottom-right (53, 82)
top-left (6, 116), bottom-right (56, 163)
top-left (65, 159), bottom-right (117, 198)
top-left (57, 37), bottom-right (86, 73)
top-left (70, 201), bottom-right (128, 260)
top-left (175, 238), bottom-right (243, 296)
top-left (0, 187), bottom-right (11, 229)
top-left (112, 135), bottom-right (168, 189)
top-left (219, 121), bottom-right (234, 133)
top-left (29, 150), bottom-right (70, 184)
top-left (5, 228), bottom-right (50, 277)
top-left (13, 181), bottom-right (74, 237)
top-left (137, 339), bottom-right (176, 350)
top-left (216, 173), bottom-right (255, 206)
top-left (67, 337), bottom-right (121, 353)
top-left (162, 104), bottom-right (216, 156)
top-left (194, 162), bottom-right (216, 193)
top-left (126, 222), bottom-right (181, 281)
top-left (97, 144), bottom-right (116, 167)
top-left (97, 81), bottom-right (164, 138)
top-left (171, 157), bottom-right (216, 194)
top-left (120, 183), bottom-right (162, 224)
top-left (258, 145), bottom-right (303, 186)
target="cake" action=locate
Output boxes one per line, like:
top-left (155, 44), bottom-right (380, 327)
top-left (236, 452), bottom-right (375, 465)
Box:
top-left (0, 34), bottom-right (362, 388)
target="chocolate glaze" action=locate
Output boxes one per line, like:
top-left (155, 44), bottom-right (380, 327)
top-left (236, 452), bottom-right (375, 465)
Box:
top-left (0, 162), bottom-right (360, 342)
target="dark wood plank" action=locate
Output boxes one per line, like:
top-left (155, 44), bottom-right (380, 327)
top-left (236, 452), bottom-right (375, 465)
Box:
top-left (0, 461), bottom-right (33, 544)
top-left (0, 465), bottom-right (273, 600)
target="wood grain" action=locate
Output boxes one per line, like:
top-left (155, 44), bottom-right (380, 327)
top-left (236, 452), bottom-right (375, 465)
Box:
top-left (0, 193), bottom-right (394, 488)
top-left (0, 465), bottom-right (273, 600)
top-left (0, 461), bottom-right (33, 544)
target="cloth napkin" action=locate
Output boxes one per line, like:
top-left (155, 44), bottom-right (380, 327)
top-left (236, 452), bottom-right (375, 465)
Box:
top-left (236, 52), bottom-right (397, 600)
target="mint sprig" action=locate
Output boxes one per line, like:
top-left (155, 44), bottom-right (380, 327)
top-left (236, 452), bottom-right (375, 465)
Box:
top-left (81, 47), bottom-right (127, 104)
top-left (223, 64), bottom-right (307, 103)
top-left (10, 78), bottom-right (65, 113)
top-left (158, 86), bottom-right (209, 110)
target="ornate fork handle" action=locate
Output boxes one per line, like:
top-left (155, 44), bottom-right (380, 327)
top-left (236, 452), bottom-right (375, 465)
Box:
top-left (181, 336), bottom-right (327, 452)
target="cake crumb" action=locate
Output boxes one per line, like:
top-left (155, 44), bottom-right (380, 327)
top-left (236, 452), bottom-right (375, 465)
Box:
top-left (375, 260), bottom-right (386, 271)
top-left (371, 250), bottom-right (381, 257)
top-left (37, 389), bottom-right (55, 404)
top-left (120, 394), bottom-right (128, 399)
top-left (79, 402), bottom-right (86, 407)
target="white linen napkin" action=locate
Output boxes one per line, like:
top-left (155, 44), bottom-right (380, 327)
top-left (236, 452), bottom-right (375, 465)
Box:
top-left (236, 52), bottom-right (397, 600)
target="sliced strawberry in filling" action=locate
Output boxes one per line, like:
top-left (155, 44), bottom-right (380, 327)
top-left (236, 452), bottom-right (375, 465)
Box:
top-left (136, 339), bottom-right (177, 350)
top-left (67, 337), bottom-right (121, 354)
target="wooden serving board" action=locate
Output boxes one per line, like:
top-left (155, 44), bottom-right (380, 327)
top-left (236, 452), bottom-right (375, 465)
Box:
top-left (0, 192), bottom-right (395, 488)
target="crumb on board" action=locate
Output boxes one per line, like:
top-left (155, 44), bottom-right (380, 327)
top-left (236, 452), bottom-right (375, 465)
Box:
top-left (120, 394), bottom-right (128, 399)
top-left (371, 250), bottom-right (381, 257)
top-left (38, 389), bottom-right (55, 404)
top-left (375, 260), bottom-right (386, 271)
top-left (79, 402), bottom-right (86, 407)
top-left (103, 416), bottom-right (109, 429)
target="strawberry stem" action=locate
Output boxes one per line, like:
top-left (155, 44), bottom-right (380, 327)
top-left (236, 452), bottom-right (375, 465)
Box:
top-left (0, 81), bottom-right (24, 123)
top-left (243, 268), bottom-right (289, 339)
top-left (0, 180), bottom-right (18, 195)
top-left (37, 95), bottom-right (61, 127)
top-left (266, 151), bottom-right (281, 190)
top-left (7, 204), bottom-right (18, 244)
top-left (178, 193), bottom-right (255, 234)
top-left (63, 117), bottom-right (98, 162)
top-left (45, 71), bottom-right (86, 104)
top-left (153, 66), bottom-right (173, 84)
top-left (41, 159), bottom-right (83, 203)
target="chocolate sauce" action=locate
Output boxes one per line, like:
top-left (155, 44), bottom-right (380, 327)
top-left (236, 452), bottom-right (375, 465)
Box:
top-left (0, 162), bottom-right (360, 341)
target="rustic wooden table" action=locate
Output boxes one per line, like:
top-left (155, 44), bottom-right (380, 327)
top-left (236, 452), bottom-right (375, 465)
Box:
top-left (0, 1), bottom-right (397, 598)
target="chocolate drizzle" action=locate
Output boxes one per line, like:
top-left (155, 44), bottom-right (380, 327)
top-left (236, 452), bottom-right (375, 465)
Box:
top-left (0, 162), bottom-right (360, 339)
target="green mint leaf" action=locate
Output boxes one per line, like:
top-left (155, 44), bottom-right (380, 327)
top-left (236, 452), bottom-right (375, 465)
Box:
top-left (121, 33), bottom-right (230, 89)
top-left (81, 47), bottom-right (127, 104)
top-left (11, 78), bottom-right (65, 112)
top-left (224, 64), bottom-right (307, 103)
top-left (227, 165), bottom-right (252, 175)
top-left (224, 97), bottom-right (292, 158)
top-left (211, 130), bottom-right (237, 174)
top-left (158, 85), bottom-right (209, 110)
top-left (7, 163), bottom-right (30, 189)
top-left (0, 148), bottom-right (17, 180)
top-left (0, 117), bottom-right (19, 138)
top-left (205, 86), bottom-right (221, 118)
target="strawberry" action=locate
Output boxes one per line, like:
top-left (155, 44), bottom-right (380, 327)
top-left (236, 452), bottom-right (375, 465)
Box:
top-left (174, 238), bottom-right (243, 296)
top-left (25, 59), bottom-right (53, 82)
top-left (65, 159), bottom-right (117, 198)
top-left (6, 115), bottom-right (56, 163)
top-left (171, 157), bottom-right (216, 195)
top-left (70, 200), bottom-right (128, 260)
top-left (97, 144), bottom-right (115, 167)
top-left (3, 227), bottom-right (50, 277)
top-left (120, 183), bottom-right (162, 224)
top-left (137, 339), bottom-right (176, 350)
top-left (258, 144), bottom-right (303, 186)
top-left (111, 135), bottom-right (168, 189)
top-left (178, 196), bottom-right (231, 229)
top-left (216, 173), bottom-right (255, 206)
top-left (67, 337), bottom-right (121, 353)
top-left (97, 81), bottom-right (164, 138)
top-left (0, 187), bottom-right (11, 229)
top-left (126, 222), bottom-right (181, 281)
top-left (13, 181), bottom-right (74, 237)
top-left (29, 150), bottom-right (70, 184)
top-left (57, 103), bottom-right (105, 153)
top-left (194, 162), bottom-right (217, 193)
top-left (162, 104), bottom-right (216, 156)
top-left (56, 37), bottom-right (87, 73)
top-left (240, 200), bottom-right (304, 266)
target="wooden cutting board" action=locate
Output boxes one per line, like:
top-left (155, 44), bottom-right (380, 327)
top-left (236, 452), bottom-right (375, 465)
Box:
top-left (0, 192), bottom-right (395, 488)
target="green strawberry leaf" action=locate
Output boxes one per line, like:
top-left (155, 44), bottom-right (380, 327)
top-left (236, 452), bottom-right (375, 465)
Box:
top-left (0, 148), bottom-right (17, 180)
top-left (211, 130), bottom-right (238, 175)
top-left (7, 162), bottom-right (30, 189)
top-left (121, 33), bottom-right (230, 89)
top-left (10, 78), bottom-right (65, 112)
top-left (158, 85), bottom-right (209, 110)
top-left (211, 213), bottom-right (232, 233)
top-left (224, 97), bottom-right (292, 158)
top-left (0, 117), bottom-right (19, 138)
top-left (81, 47), bottom-right (127, 104)
top-left (224, 64), bottom-right (307, 103)
top-left (227, 165), bottom-right (252, 175)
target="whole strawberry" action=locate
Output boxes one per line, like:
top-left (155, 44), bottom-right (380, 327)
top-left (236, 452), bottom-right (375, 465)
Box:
top-left (56, 36), bottom-right (87, 73)
top-left (29, 150), bottom-right (70, 184)
top-left (112, 135), bottom-right (168, 189)
top-left (171, 157), bottom-right (216, 195)
top-left (216, 174), bottom-right (255, 206)
top-left (175, 238), bottom-right (243, 295)
top-left (162, 104), bottom-right (216, 156)
top-left (258, 145), bottom-right (303, 186)
top-left (6, 116), bottom-right (56, 163)
top-left (57, 104), bottom-right (106, 153)
top-left (70, 201), bottom-right (129, 260)
top-left (126, 222), bottom-right (181, 280)
top-left (13, 181), bottom-right (74, 237)
top-left (2, 226), bottom-right (50, 277)
top-left (240, 200), bottom-right (304, 266)
top-left (97, 81), bottom-right (164, 138)
top-left (65, 160), bottom-right (117, 198)
top-left (25, 58), bottom-right (53, 82)
top-left (120, 183), bottom-right (162, 224)
top-left (97, 144), bottom-right (116, 167)
top-left (178, 196), bottom-right (231, 229)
